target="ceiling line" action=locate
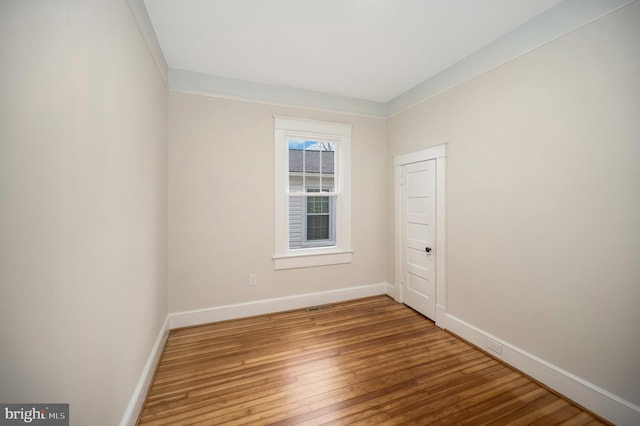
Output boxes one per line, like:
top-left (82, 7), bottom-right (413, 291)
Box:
top-left (386, 0), bottom-right (636, 117)
top-left (129, 0), bottom-right (635, 118)
top-left (169, 68), bottom-right (387, 118)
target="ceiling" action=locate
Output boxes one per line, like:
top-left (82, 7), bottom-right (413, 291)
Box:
top-left (143, 0), bottom-right (565, 103)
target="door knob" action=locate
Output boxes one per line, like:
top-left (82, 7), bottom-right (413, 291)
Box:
top-left (425, 247), bottom-right (432, 253)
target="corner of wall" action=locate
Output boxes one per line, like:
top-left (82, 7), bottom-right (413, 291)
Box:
top-left (125, 0), bottom-right (169, 86)
top-left (119, 317), bottom-right (170, 426)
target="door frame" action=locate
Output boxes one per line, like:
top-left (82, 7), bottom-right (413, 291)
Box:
top-left (393, 144), bottom-right (447, 328)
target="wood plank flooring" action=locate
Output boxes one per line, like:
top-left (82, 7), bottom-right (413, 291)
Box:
top-left (138, 296), bottom-right (607, 425)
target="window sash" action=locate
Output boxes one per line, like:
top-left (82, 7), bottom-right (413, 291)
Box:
top-left (302, 189), bottom-right (336, 247)
top-left (287, 139), bottom-right (337, 195)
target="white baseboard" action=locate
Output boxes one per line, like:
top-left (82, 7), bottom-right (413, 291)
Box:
top-left (435, 304), bottom-right (447, 329)
top-left (119, 317), bottom-right (170, 426)
top-left (168, 283), bottom-right (388, 329)
top-left (386, 282), bottom-right (401, 302)
top-left (120, 283), bottom-right (388, 424)
top-left (445, 313), bottom-right (640, 426)
top-left (123, 289), bottom-right (639, 426)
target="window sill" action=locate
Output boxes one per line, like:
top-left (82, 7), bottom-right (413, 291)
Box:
top-left (273, 249), bottom-right (353, 270)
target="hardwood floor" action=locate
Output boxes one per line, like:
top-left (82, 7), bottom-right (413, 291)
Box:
top-left (138, 296), bottom-right (607, 425)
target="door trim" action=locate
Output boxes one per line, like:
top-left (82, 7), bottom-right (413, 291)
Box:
top-left (394, 144), bottom-right (447, 328)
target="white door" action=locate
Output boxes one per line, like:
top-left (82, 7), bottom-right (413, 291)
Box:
top-left (402, 160), bottom-right (436, 319)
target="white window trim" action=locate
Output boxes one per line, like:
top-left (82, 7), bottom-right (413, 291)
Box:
top-left (274, 116), bottom-right (352, 270)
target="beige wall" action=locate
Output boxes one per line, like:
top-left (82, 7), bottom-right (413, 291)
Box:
top-left (2, 0), bottom-right (638, 421)
top-left (0, 1), bottom-right (168, 424)
top-left (387, 2), bottom-right (640, 405)
top-left (168, 93), bottom-right (387, 311)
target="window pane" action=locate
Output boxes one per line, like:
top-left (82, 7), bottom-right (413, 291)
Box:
top-left (307, 215), bottom-right (329, 240)
top-left (288, 140), bottom-right (304, 193)
top-left (307, 196), bottom-right (328, 214)
top-left (304, 148), bottom-right (320, 176)
top-left (320, 143), bottom-right (335, 191)
top-left (321, 175), bottom-right (334, 193)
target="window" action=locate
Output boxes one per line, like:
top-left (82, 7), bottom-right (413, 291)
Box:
top-left (274, 117), bottom-right (352, 270)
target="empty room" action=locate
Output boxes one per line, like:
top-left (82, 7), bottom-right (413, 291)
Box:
top-left (1, 0), bottom-right (638, 425)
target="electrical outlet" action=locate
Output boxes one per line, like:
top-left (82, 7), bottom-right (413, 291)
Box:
top-left (487, 338), bottom-right (502, 355)
top-left (249, 274), bottom-right (257, 286)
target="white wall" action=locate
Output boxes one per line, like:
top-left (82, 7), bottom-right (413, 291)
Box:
top-left (168, 93), bottom-right (387, 312)
top-left (0, 1), bottom-right (168, 425)
top-left (387, 1), bottom-right (640, 409)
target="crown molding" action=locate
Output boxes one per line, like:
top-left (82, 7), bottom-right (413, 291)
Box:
top-left (386, 0), bottom-right (636, 116)
top-left (128, 0), bottom-right (635, 117)
top-left (169, 69), bottom-right (387, 118)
